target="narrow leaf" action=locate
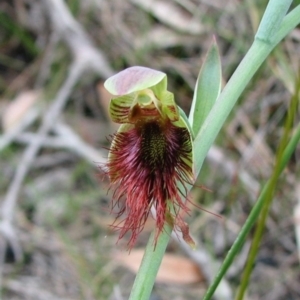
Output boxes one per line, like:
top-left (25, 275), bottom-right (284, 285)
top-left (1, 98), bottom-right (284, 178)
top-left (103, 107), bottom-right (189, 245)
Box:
top-left (189, 37), bottom-right (222, 136)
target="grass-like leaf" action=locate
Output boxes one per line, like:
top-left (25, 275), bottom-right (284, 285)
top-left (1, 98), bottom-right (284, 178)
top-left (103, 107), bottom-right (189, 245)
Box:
top-left (188, 37), bottom-right (222, 136)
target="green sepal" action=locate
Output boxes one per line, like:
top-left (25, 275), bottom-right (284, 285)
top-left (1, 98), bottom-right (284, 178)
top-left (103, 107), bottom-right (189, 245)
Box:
top-left (160, 90), bottom-right (179, 122)
top-left (109, 93), bottom-right (135, 123)
top-left (149, 75), bottom-right (167, 100)
top-left (189, 37), bottom-right (222, 136)
top-left (104, 66), bottom-right (166, 96)
top-left (173, 112), bottom-right (194, 178)
top-left (178, 106), bottom-right (194, 140)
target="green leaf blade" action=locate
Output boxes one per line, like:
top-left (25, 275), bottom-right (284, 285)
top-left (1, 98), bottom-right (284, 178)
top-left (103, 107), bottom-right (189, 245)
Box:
top-left (188, 37), bottom-right (222, 136)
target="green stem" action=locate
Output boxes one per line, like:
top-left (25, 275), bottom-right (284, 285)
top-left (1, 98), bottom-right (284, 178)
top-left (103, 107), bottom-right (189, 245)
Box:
top-left (193, 39), bottom-right (269, 175)
top-left (128, 224), bottom-right (172, 300)
top-left (235, 78), bottom-right (300, 300)
top-left (255, 0), bottom-right (292, 42)
top-left (194, 4), bottom-right (300, 176)
top-left (273, 5), bottom-right (300, 45)
top-left (128, 4), bottom-right (300, 300)
top-left (203, 122), bottom-right (300, 300)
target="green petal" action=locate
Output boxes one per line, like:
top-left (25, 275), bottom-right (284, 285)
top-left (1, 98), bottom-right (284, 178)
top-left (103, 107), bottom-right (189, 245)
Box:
top-left (189, 37), bottom-right (222, 136)
top-left (149, 75), bottom-right (167, 99)
top-left (177, 106), bottom-right (194, 139)
top-left (109, 94), bottom-right (135, 123)
top-left (160, 91), bottom-right (179, 122)
top-left (173, 114), bottom-right (194, 177)
top-left (104, 66), bottom-right (166, 96)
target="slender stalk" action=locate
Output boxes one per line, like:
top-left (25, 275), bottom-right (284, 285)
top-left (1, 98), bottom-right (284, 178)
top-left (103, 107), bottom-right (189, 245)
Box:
top-left (128, 4), bottom-right (300, 300)
top-left (235, 78), bottom-right (300, 300)
top-left (273, 5), bottom-right (300, 45)
top-left (255, 0), bottom-right (292, 42)
top-left (193, 39), bottom-right (269, 176)
top-left (194, 3), bottom-right (300, 176)
top-left (202, 122), bottom-right (300, 300)
top-left (128, 224), bottom-right (172, 300)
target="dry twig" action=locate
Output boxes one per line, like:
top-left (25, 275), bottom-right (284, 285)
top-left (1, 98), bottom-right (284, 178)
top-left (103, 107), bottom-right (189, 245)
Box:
top-left (0, 0), bottom-right (113, 270)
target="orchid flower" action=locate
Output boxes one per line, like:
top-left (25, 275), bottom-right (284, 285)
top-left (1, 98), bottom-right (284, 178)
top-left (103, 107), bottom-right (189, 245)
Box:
top-left (104, 66), bottom-right (195, 248)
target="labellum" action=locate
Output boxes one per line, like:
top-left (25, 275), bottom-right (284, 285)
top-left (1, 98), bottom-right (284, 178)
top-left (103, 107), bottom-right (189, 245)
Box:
top-left (104, 66), bottom-right (195, 248)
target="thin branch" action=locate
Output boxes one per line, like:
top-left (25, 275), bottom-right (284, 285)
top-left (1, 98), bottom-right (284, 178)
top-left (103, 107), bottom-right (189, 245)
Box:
top-left (0, 108), bottom-right (40, 152)
top-left (1, 61), bottom-right (84, 224)
top-left (15, 123), bottom-right (107, 165)
top-left (0, 0), bottom-right (113, 263)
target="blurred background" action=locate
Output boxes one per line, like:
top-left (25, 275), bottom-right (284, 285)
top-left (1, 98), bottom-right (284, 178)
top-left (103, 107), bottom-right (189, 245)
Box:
top-left (0, 0), bottom-right (300, 299)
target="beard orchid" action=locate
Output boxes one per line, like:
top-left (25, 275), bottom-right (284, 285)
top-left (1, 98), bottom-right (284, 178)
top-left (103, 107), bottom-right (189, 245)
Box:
top-left (104, 66), bottom-right (195, 249)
